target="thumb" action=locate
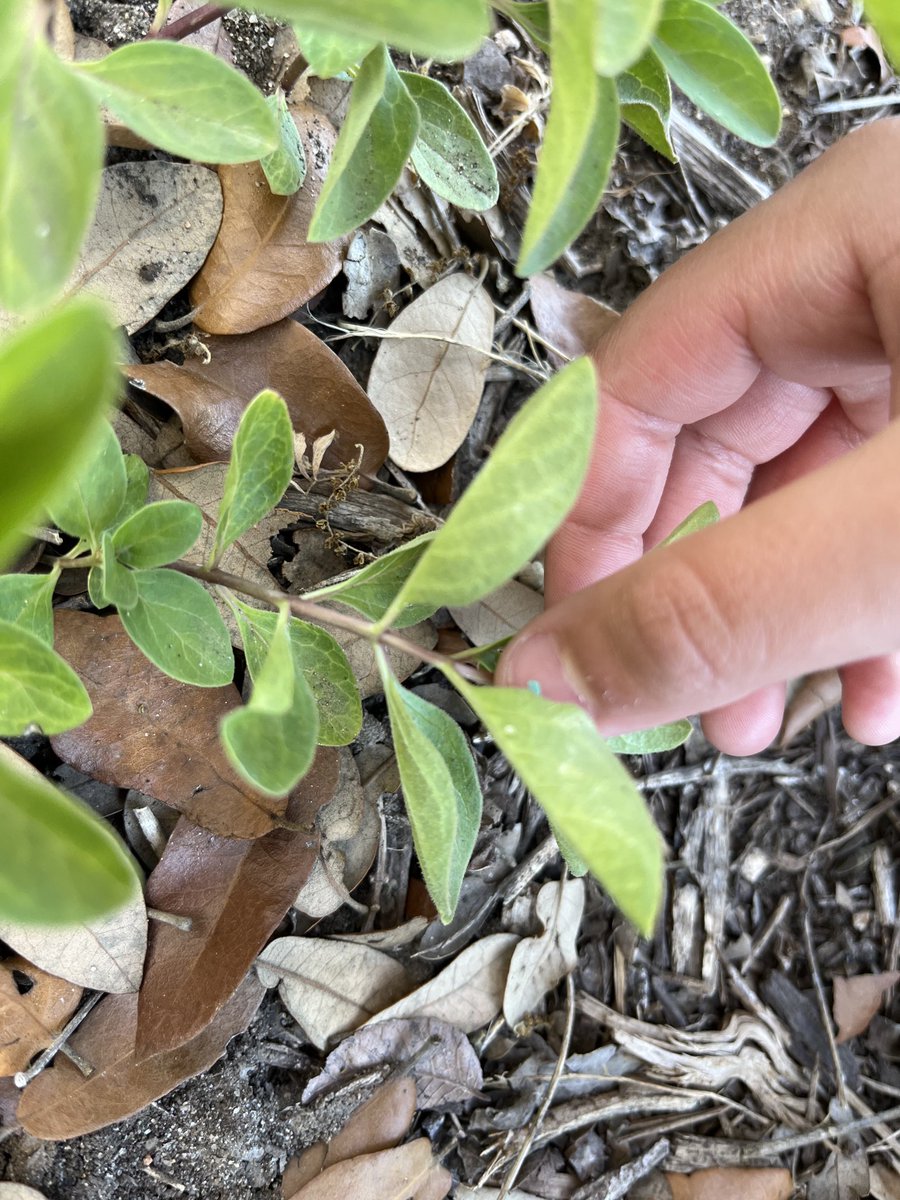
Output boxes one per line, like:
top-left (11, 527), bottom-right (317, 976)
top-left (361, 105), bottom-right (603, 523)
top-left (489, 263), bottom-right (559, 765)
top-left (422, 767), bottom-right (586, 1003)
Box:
top-left (497, 421), bottom-right (900, 740)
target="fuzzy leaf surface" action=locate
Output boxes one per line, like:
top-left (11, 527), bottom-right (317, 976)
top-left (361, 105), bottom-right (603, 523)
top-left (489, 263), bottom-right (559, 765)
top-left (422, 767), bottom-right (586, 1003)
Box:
top-left (595, 0), bottom-right (663, 75)
top-left (99, 532), bottom-right (139, 611)
top-left (606, 721), bottom-right (693, 754)
top-left (291, 24), bottom-right (375, 76)
top-left (260, 92), bottom-right (307, 196)
top-left (0, 571), bottom-right (56, 646)
top-left (0, 620), bottom-right (92, 737)
top-left (659, 499), bottom-right (720, 546)
top-left (618, 49), bottom-right (675, 160)
top-left (303, 533), bottom-right (437, 628)
top-left (112, 500), bottom-right (203, 569)
top-left (46, 421), bottom-right (126, 546)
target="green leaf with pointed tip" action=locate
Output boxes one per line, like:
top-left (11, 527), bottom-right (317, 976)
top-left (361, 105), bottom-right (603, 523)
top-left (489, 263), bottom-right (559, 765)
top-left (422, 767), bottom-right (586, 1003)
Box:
top-left (653, 0), bottom-right (781, 147)
top-left (0, 301), bottom-right (120, 570)
top-left (87, 565), bottom-right (108, 611)
top-left (378, 650), bottom-right (481, 923)
top-left (222, 607), bottom-right (318, 796)
top-left (0, 571), bottom-right (56, 646)
top-left (99, 531), bottom-right (139, 610)
top-left (517, 0), bottom-right (620, 278)
top-left (112, 500), bottom-right (203, 569)
top-left (118, 568), bottom-right (234, 687)
top-left (552, 823), bottom-right (589, 876)
top-left (452, 678), bottom-right (662, 935)
top-left (595, 0), bottom-right (663, 76)
top-left (492, 0), bottom-right (550, 52)
top-left (607, 720), bottom-right (693, 754)
top-left (261, 92), bottom-right (307, 196)
top-left (118, 454), bottom-right (151, 526)
top-left (0, 742), bottom-right (142, 925)
top-left (0, 619), bottom-right (92, 737)
top-left (454, 634), bottom-right (513, 674)
top-left (230, 598), bottom-right (362, 746)
top-left (864, 0), bottom-right (900, 67)
top-left (236, 0), bottom-right (489, 61)
top-left (309, 46), bottom-right (420, 242)
top-left (46, 422), bottom-right (127, 547)
top-left (211, 389), bottom-right (294, 566)
top-left (388, 359), bottom-right (597, 616)
top-left (659, 499), bottom-right (719, 547)
top-left (75, 41), bottom-right (279, 162)
top-left (618, 49), bottom-right (675, 161)
top-left (400, 73), bottom-right (498, 211)
top-left (292, 23), bottom-right (376, 77)
top-left (0, 28), bottom-right (103, 313)
top-left (303, 532), bottom-right (437, 628)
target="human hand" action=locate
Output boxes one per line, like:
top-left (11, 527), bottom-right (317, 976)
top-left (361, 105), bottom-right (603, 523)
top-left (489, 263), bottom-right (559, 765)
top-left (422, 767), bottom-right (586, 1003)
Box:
top-left (498, 119), bottom-right (900, 755)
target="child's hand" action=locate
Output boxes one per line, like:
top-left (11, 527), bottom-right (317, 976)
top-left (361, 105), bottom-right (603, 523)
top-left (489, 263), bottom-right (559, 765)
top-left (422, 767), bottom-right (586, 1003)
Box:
top-left (498, 119), bottom-right (900, 754)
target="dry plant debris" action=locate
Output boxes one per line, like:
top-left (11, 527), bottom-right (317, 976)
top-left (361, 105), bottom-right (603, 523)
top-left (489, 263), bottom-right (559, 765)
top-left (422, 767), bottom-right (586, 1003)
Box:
top-left (0, 960), bottom-right (81, 1078)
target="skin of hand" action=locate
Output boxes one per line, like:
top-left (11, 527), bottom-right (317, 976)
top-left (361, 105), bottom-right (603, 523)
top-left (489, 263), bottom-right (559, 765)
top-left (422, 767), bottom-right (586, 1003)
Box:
top-left (497, 118), bottom-right (900, 756)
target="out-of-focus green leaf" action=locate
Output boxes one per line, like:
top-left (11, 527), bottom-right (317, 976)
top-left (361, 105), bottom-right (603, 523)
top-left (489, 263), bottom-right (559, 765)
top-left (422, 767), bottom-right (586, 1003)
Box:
top-left (261, 92), bottom-right (307, 195)
top-left (292, 23), bottom-right (376, 76)
top-left (75, 41), bottom-right (279, 162)
top-left (118, 454), bottom-right (151, 526)
top-left (492, 0), bottom-right (550, 52)
top-left (46, 422), bottom-right (127, 546)
top-left (606, 720), bottom-right (693, 753)
top-left (0, 619), bottom-right (92, 736)
top-left (864, 0), bottom-right (900, 66)
top-left (308, 45), bottom-right (419, 242)
top-left (0, 570), bottom-right (56, 646)
top-left (595, 0), bottom-right (663, 76)
top-left (618, 49), bottom-right (675, 161)
top-left (659, 499), bottom-right (719, 547)
top-left (303, 532), bottom-right (437, 628)
top-left (112, 500), bottom-right (203, 569)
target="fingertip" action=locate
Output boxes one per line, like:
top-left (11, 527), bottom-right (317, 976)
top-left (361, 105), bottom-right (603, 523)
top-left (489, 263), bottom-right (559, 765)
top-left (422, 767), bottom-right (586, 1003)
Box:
top-left (840, 656), bottom-right (900, 745)
top-left (700, 684), bottom-right (786, 756)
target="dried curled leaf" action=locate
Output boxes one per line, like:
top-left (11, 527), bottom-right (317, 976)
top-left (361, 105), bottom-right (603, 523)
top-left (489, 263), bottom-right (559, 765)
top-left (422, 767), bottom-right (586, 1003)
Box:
top-left (0, 957), bottom-right (81, 1077)
top-left (833, 972), bottom-right (900, 1044)
top-left (503, 879), bottom-right (584, 1028)
top-left (284, 1138), bottom-right (447, 1200)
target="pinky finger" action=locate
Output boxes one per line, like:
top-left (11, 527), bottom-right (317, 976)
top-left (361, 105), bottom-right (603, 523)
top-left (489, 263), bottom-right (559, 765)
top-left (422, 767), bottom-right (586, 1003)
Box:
top-left (840, 654), bottom-right (900, 745)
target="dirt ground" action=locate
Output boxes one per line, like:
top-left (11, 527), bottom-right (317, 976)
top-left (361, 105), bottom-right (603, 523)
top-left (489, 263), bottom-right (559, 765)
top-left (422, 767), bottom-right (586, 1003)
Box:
top-left (4, 1), bottom-right (900, 1197)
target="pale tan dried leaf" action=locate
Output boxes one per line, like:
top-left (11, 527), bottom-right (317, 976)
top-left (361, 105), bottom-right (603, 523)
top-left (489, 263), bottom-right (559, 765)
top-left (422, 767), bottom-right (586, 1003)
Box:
top-left (330, 619), bottom-right (437, 700)
top-left (454, 1189), bottom-right (542, 1199)
top-left (50, 0), bottom-right (75, 58)
top-left (190, 103), bottom-right (340, 334)
top-left (0, 957), bottom-right (81, 1077)
top-left (528, 274), bottom-right (618, 366)
top-left (368, 934), bottom-right (518, 1033)
top-left (780, 669), bottom-right (842, 745)
top-left (0, 1186), bottom-right (50, 1200)
top-left (450, 579), bottom-right (543, 647)
top-left (284, 1145), bottom-right (329, 1198)
top-left (667, 1169), bottom-right (793, 1200)
top-left (413, 1168), bottom-right (452, 1200)
top-left (366, 273), bottom-right (495, 472)
top-left (70, 163), bottom-right (223, 334)
top-left (126, 318), bottom-right (388, 476)
top-left (0, 885), bottom-right (147, 994)
top-left (257, 937), bottom-right (412, 1050)
top-left (17, 974), bottom-right (264, 1140)
top-left (329, 919), bottom-right (429, 952)
top-left (833, 972), bottom-right (900, 1043)
top-left (285, 1139), bottom-right (435, 1200)
top-left (807, 1150), bottom-right (869, 1200)
top-left (343, 228), bottom-right (403, 321)
top-left (503, 879), bottom-right (583, 1028)
top-left (870, 1163), bottom-right (900, 1200)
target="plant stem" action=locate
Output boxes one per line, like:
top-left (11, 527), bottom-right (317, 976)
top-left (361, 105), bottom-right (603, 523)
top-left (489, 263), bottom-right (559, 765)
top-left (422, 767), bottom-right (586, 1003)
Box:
top-left (147, 4), bottom-right (230, 40)
top-left (169, 560), bottom-right (491, 686)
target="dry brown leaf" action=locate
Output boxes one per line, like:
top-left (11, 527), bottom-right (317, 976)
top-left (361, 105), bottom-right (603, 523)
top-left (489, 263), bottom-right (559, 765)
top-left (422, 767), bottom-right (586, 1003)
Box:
top-left (304, 1016), bottom-right (483, 1110)
top-left (833, 972), bottom-right (900, 1043)
top-left (870, 1163), bottom-right (900, 1200)
top-left (17, 972), bottom-right (264, 1139)
top-left (528, 273), bottom-right (618, 365)
top-left (779, 669), bottom-right (842, 746)
top-left (0, 957), bottom-right (81, 1077)
top-left (503, 880), bottom-right (583, 1028)
top-left (257, 936), bottom-right (412, 1050)
top-left (449, 579), bottom-right (543, 647)
top-left (284, 1139), bottom-right (440, 1200)
top-left (190, 103), bottom-right (341, 334)
top-left (135, 753), bottom-right (337, 1059)
top-left (70, 162), bottom-right (223, 334)
top-left (331, 618), bottom-right (437, 700)
top-left (126, 317), bottom-right (389, 476)
top-left (366, 273), bottom-right (495, 472)
top-left (368, 934), bottom-right (518, 1034)
top-left (329, 919), bottom-right (429, 952)
top-left (51, 610), bottom-right (301, 839)
top-left (667, 1169), bottom-right (793, 1200)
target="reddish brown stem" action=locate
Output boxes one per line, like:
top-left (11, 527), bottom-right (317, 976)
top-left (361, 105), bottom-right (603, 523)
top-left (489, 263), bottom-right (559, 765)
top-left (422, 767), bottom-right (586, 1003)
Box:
top-left (148, 4), bottom-right (230, 40)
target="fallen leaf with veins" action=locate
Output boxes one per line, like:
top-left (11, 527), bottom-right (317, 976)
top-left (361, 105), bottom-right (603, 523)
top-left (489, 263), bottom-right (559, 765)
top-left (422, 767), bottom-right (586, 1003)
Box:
top-left (450, 578), bottom-right (543, 647)
top-left (503, 879), bottom-right (584, 1028)
top-left (125, 318), bottom-right (388, 476)
top-left (190, 103), bottom-right (341, 334)
top-left (284, 1139), bottom-right (448, 1200)
top-left (0, 957), bottom-right (81, 1077)
top-left (366, 273), bottom-right (494, 472)
top-left (527, 273), bottom-right (618, 365)
top-left (17, 973), bottom-right (264, 1139)
top-left (135, 752), bottom-right (338, 1059)
top-left (329, 618), bottom-right (437, 700)
top-left (833, 972), bottom-right (900, 1043)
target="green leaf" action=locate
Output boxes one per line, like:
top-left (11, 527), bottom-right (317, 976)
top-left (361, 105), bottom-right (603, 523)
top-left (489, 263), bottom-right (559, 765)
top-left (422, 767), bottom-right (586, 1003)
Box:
top-left (388, 359), bottom-right (597, 616)
top-left (452, 678), bottom-right (662, 935)
top-left (0, 570), bottom-right (56, 646)
top-left (292, 23), bottom-right (376, 77)
top-left (0, 29), bottom-right (103, 312)
top-left (261, 92), bottom-right (307, 196)
top-left (87, 565), bottom-right (108, 611)
top-left (112, 500), bottom-right (203, 569)
top-left (618, 49), bottom-right (675, 161)
top-left (75, 41), bottom-right (279, 163)
top-left (118, 454), bottom-right (151, 526)
top-left (652, 0), bottom-right (781, 147)
top-left (606, 720), bottom-right (692, 754)
top-left (378, 650), bottom-right (481, 923)
top-left (453, 634), bottom-right (513, 674)
top-left (864, 0), bottom-right (900, 67)
top-left (308, 45), bottom-right (420, 242)
top-left (516, 0), bottom-right (620, 276)
top-left (595, 0), bottom-right (663, 76)
top-left (118, 568), bottom-right (234, 687)
top-left (0, 301), bottom-right (120, 569)
top-left (46, 421), bottom-right (127, 546)
top-left (0, 742), bottom-right (142, 925)
top-left (400, 73), bottom-right (499, 211)
top-left (236, 0), bottom-right (489, 61)
top-left (222, 606), bottom-right (318, 796)
top-left (211, 389), bottom-right (295, 566)
top-left (230, 598), bottom-right (362, 746)
top-left (659, 499), bottom-right (719, 546)
top-left (302, 532), bottom-right (437, 628)
top-left (491, 0), bottom-right (550, 53)
top-left (552, 823), bottom-right (589, 876)
top-left (0, 618), bottom-right (92, 736)
top-left (99, 531), bottom-right (139, 611)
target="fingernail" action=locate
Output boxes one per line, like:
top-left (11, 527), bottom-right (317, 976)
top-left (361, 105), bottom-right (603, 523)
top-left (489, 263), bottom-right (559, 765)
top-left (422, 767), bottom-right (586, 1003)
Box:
top-left (498, 632), bottom-right (586, 706)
